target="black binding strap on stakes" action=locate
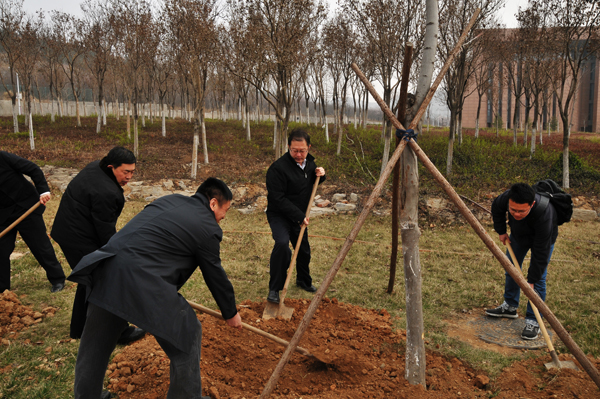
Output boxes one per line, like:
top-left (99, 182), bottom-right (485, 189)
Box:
top-left (395, 128), bottom-right (418, 142)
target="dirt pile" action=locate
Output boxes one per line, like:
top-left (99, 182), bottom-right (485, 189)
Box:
top-left (0, 290), bottom-right (57, 344)
top-left (106, 298), bottom-right (600, 398)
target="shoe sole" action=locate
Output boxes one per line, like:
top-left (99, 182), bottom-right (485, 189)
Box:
top-left (521, 334), bottom-right (539, 340)
top-left (485, 312), bottom-right (518, 319)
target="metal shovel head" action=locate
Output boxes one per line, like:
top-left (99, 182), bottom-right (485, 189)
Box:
top-left (262, 300), bottom-right (294, 321)
top-left (544, 359), bottom-right (579, 370)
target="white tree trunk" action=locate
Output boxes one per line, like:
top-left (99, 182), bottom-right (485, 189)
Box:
top-left (28, 112), bottom-right (34, 150)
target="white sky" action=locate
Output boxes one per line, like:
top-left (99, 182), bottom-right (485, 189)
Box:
top-left (23, 0), bottom-right (528, 28)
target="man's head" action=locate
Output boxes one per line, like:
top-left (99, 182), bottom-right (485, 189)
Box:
top-left (287, 128), bottom-right (311, 165)
top-left (197, 177), bottom-right (233, 223)
top-left (100, 146), bottom-right (136, 186)
top-left (508, 183), bottom-right (536, 220)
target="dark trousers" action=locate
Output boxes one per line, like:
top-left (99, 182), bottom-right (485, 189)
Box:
top-left (74, 303), bottom-right (204, 399)
top-left (504, 236), bottom-right (554, 322)
top-left (0, 212), bottom-right (65, 292)
top-left (267, 211), bottom-right (311, 291)
top-left (59, 243), bottom-right (96, 339)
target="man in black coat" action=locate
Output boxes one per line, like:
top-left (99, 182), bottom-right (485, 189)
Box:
top-left (69, 178), bottom-right (242, 399)
top-left (265, 128), bottom-right (326, 304)
top-left (51, 146), bottom-right (141, 341)
top-left (0, 151), bottom-right (65, 293)
top-left (486, 183), bottom-right (558, 340)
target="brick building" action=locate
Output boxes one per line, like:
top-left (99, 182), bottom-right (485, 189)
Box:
top-left (461, 36), bottom-right (599, 133)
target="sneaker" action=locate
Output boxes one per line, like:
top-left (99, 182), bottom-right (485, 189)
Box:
top-left (485, 302), bottom-right (518, 319)
top-left (521, 321), bottom-right (540, 340)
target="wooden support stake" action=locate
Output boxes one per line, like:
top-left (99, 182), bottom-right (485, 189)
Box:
top-left (389, 43), bottom-right (413, 294)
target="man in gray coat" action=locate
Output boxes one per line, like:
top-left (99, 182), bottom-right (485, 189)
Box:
top-left (69, 177), bottom-right (242, 399)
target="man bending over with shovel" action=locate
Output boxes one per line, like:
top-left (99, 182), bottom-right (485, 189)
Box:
top-left (486, 183), bottom-right (558, 340)
top-left (266, 128), bottom-right (326, 304)
top-left (69, 177), bottom-right (242, 399)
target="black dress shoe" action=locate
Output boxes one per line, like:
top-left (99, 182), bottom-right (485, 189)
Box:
top-left (101, 390), bottom-right (112, 399)
top-left (51, 282), bottom-right (65, 293)
top-left (267, 290), bottom-right (280, 304)
top-left (296, 281), bottom-right (317, 292)
top-left (117, 326), bottom-right (146, 345)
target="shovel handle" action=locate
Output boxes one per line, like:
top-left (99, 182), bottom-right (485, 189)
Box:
top-left (280, 176), bottom-right (321, 303)
top-left (505, 242), bottom-right (558, 359)
top-left (0, 202), bottom-right (41, 239)
top-left (187, 300), bottom-right (313, 357)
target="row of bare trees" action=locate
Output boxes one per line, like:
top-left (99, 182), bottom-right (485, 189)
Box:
top-left (1, 0), bottom-right (596, 186)
top-left (443, 0), bottom-right (600, 188)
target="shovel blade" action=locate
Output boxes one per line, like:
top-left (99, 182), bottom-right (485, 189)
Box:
top-left (262, 301), bottom-right (294, 320)
top-left (544, 360), bottom-right (579, 370)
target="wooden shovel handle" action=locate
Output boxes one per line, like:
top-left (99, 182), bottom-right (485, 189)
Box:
top-left (187, 300), bottom-right (313, 357)
top-left (505, 242), bottom-right (557, 354)
top-left (0, 202), bottom-right (41, 239)
top-left (279, 175), bottom-right (321, 304)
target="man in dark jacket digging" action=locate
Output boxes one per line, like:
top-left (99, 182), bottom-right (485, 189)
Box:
top-left (0, 151), bottom-right (65, 293)
top-left (51, 146), bottom-right (143, 343)
top-left (486, 183), bottom-right (558, 340)
top-left (265, 128), bottom-right (326, 304)
top-left (69, 177), bottom-right (242, 399)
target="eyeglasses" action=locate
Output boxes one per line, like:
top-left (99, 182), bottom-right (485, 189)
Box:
top-left (509, 205), bottom-right (533, 215)
top-left (290, 149), bottom-right (308, 155)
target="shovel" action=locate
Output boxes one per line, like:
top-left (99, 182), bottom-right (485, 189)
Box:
top-left (263, 176), bottom-right (320, 321)
top-left (0, 202), bottom-right (41, 239)
top-left (187, 300), bottom-right (329, 362)
top-left (505, 241), bottom-right (578, 370)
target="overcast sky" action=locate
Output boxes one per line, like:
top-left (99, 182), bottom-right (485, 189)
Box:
top-left (23, 0), bottom-right (528, 28)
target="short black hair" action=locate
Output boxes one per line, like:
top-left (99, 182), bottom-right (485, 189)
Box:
top-left (287, 128), bottom-right (311, 146)
top-left (508, 183), bottom-right (536, 205)
top-left (197, 177), bottom-right (233, 205)
top-left (100, 146), bottom-right (136, 168)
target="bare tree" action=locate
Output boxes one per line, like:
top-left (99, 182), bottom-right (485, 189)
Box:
top-left (233, 0), bottom-right (327, 158)
top-left (0, 0), bottom-right (26, 132)
top-left (164, 0), bottom-right (218, 177)
top-left (112, 0), bottom-right (154, 157)
top-left (82, 0), bottom-right (116, 133)
top-left (14, 12), bottom-right (43, 149)
top-left (524, 0), bottom-right (600, 188)
top-left (346, 0), bottom-right (426, 174)
top-left (323, 14), bottom-right (358, 156)
top-left (439, 0), bottom-right (502, 175)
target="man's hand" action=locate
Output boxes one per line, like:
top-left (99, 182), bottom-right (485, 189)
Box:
top-left (316, 167), bottom-right (325, 177)
top-left (499, 233), bottom-right (510, 245)
top-left (302, 217), bottom-right (309, 226)
top-left (226, 313), bottom-right (242, 330)
top-left (40, 193), bottom-right (51, 205)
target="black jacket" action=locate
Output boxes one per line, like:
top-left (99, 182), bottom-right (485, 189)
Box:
top-left (492, 191), bottom-right (558, 284)
top-left (68, 193), bottom-right (238, 353)
top-left (0, 151), bottom-right (48, 225)
top-left (266, 152), bottom-right (325, 224)
top-left (51, 160), bottom-right (124, 251)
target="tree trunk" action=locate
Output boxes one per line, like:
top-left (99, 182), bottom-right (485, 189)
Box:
top-left (562, 119), bottom-right (570, 188)
top-left (446, 114), bottom-right (455, 175)
top-left (12, 99), bottom-right (19, 133)
top-left (201, 112), bottom-right (208, 164)
top-left (162, 100), bottom-right (166, 137)
top-left (400, 141), bottom-right (425, 386)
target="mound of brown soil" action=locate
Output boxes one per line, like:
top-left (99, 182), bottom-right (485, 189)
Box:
top-left (0, 290), bottom-right (57, 343)
top-left (106, 298), bottom-right (599, 398)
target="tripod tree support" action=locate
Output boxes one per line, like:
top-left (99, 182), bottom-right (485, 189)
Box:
top-left (258, 11), bottom-right (482, 397)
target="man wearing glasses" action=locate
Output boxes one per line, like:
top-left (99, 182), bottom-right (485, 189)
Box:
top-left (486, 183), bottom-right (558, 340)
top-left (265, 128), bottom-right (326, 304)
